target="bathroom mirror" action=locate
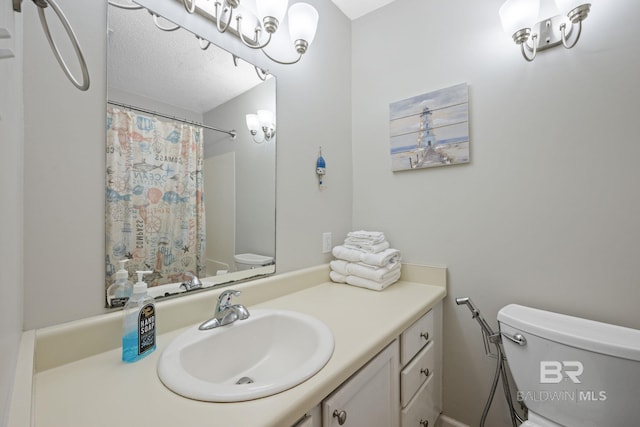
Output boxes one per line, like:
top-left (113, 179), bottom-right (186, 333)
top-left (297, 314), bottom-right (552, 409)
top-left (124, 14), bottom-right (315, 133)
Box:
top-left (105, 5), bottom-right (276, 306)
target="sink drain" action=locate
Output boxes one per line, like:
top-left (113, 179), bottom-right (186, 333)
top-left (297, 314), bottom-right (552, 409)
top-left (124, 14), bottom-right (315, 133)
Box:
top-left (236, 376), bottom-right (254, 385)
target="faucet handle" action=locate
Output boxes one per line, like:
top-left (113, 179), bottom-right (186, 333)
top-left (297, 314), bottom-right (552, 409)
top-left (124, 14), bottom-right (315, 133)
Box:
top-left (216, 289), bottom-right (241, 313)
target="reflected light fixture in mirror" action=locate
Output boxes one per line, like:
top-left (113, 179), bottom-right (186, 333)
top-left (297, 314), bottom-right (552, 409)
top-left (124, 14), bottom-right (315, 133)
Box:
top-left (246, 110), bottom-right (275, 143)
top-left (499, 0), bottom-right (591, 62)
top-left (186, 0), bottom-right (319, 65)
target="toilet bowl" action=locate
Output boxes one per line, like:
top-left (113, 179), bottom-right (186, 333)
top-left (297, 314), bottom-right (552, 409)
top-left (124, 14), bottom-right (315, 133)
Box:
top-left (498, 304), bottom-right (640, 427)
top-left (233, 253), bottom-right (274, 271)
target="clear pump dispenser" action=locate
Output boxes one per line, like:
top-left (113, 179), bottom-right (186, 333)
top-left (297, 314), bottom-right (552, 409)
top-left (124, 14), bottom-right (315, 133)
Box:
top-left (122, 270), bottom-right (156, 363)
top-left (107, 259), bottom-right (133, 308)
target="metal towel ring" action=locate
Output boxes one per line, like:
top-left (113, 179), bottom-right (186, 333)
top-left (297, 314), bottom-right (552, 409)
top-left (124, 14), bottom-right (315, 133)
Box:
top-left (35, 0), bottom-right (90, 91)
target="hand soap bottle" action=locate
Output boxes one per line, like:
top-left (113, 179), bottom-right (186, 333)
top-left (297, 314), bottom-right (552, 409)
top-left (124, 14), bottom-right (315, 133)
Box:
top-left (107, 259), bottom-right (133, 308)
top-left (122, 271), bottom-right (156, 363)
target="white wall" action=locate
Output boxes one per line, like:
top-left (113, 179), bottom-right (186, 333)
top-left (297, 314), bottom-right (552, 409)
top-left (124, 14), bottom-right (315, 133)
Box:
top-left (204, 152), bottom-right (235, 272)
top-left (204, 78), bottom-right (276, 261)
top-left (0, 3), bottom-right (23, 425)
top-left (351, 0), bottom-right (640, 425)
top-left (22, 0), bottom-right (352, 329)
top-left (23, 0), bottom-right (107, 330)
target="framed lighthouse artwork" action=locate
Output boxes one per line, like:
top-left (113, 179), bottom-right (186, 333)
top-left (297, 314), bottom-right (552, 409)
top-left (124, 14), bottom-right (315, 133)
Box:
top-left (389, 83), bottom-right (469, 171)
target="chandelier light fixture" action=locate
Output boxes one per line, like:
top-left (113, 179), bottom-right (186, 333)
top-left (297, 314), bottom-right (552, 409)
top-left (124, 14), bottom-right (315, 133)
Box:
top-left (499, 0), bottom-right (591, 62)
top-left (246, 110), bottom-right (275, 143)
top-left (187, 0), bottom-right (319, 65)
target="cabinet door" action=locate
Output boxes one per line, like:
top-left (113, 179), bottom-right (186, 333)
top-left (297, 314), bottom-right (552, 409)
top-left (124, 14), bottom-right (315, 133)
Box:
top-left (323, 340), bottom-right (399, 427)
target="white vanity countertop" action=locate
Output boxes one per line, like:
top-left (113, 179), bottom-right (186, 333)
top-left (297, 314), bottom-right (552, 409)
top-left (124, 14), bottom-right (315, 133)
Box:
top-left (18, 264), bottom-right (446, 427)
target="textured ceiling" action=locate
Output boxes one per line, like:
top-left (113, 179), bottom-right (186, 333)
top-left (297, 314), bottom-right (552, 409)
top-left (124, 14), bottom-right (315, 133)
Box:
top-left (107, 6), bottom-right (265, 114)
top-left (107, 1), bottom-right (396, 114)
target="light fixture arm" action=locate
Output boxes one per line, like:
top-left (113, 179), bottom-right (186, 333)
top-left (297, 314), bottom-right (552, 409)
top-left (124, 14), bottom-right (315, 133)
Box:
top-left (560, 20), bottom-right (581, 49)
top-left (196, 36), bottom-right (211, 50)
top-left (520, 33), bottom-right (537, 62)
top-left (261, 39), bottom-right (309, 65)
top-left (236, 15), bottom-right (272, 49)
top-left (254, 66), bottom-right (268, 81)
top-left (183, 0), bottom-right (196, 14)
top-left (151, 13), bottom-right (180, 32)
top-left (107, 0), bottom-right (143, 10)
top-left (261, 49), bottom-right (303, 65)
top-left (214, 1), bottom-right (234, 33)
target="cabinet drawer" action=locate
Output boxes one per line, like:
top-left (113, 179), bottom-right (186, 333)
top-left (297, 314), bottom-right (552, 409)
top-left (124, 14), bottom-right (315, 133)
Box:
top-left (401, 375), bottom-right (439, 427)
top-left (400, 341), bottom-right (434, 408)
top-left (400, 309), bottom-right (434, 366)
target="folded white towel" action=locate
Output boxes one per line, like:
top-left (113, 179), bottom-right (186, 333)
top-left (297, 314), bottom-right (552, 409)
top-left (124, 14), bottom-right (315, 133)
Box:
top-left (330, 259), bottom-right (350, 276)
top-left (347, 261), bottom-right (400, 282)
top-left (345, 269), bottom-right (401, 291)
top-left (332, 245), bottom-right (364, 262)
top-left (360, 248), bottom-right (401, 268)
top-left (343, 240), bottom-right (390, 254)
top-left (347, 230), bottom-right (385, 242)
top-left (329, 270), bottom-right (347, 283)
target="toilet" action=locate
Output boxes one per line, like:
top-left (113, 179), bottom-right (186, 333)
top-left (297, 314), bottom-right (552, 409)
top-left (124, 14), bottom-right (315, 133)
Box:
top-left (233, 253), bottom-right (274, 271)
top-left (498, 304), bottom-right (640, 427)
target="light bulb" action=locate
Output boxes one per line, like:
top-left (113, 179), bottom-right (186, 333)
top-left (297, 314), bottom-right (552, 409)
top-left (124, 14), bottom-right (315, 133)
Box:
top-left (256, 0), bottom-right (288, 22)
top-left (246, 114), bottom-right (260, 132)
top-left (257, 110), bottom-right (274, 128)
top-left (554, 0), bottom-right (582, 14)
top-left (499, 0), bottom-right (540, 36)
top-left (288, 3), bottom-right (319, 45)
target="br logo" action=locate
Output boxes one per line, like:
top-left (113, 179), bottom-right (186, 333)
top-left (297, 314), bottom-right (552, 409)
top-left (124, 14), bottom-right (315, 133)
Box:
top-left (540, 361), bottom-right (584, 384)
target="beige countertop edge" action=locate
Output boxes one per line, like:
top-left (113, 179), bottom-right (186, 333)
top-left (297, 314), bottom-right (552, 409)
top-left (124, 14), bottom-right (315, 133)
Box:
top-left (12, 263), bottom-right (446, 427)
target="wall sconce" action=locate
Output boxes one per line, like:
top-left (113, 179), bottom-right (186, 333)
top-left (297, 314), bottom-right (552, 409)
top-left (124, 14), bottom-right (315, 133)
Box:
top-left (186, 0), bottom-right (319, 65)
top-left (499, 0), bottom-right (591, 62)
top-left (246, 110), bottom-right (275, 143)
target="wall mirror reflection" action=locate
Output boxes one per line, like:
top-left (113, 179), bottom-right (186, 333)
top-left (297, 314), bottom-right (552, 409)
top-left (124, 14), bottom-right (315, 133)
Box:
top-left (105, 4), bottom-right (276, 307)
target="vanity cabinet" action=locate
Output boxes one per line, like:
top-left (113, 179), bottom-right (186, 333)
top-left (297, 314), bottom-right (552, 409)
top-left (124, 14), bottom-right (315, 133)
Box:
top-left (318, 301), bottom-right (442, 427)
top-left (399, 302), bottom-right (442, 427)
top-left (322, 340), bottom-right (400, 427)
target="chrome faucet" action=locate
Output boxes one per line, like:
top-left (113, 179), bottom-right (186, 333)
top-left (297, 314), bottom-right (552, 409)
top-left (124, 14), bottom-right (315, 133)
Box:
top-left (180, 271), bottom-right (202, 292)
top-left (199, 289), bottom-right (250, 330)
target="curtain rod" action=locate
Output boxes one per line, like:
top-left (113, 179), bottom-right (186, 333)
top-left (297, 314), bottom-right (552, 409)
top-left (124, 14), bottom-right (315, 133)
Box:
top-left (107, 100), bottom-right (237, 139)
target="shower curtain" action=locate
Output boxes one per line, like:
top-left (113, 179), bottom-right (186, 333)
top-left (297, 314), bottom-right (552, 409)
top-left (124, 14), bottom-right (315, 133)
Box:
top-left (106, 107), bottom-right (205, 288)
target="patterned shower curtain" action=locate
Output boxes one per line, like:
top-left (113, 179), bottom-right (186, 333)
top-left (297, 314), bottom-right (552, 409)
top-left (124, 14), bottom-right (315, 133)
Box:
top-left (105, 107), bottom-right (205, 289)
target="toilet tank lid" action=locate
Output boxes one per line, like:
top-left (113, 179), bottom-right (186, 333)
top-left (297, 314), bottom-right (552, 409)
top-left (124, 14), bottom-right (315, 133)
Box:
top-left (234, 253), bottom-right (274, 264)
top-left (498, 304), bottom-right (640, 362)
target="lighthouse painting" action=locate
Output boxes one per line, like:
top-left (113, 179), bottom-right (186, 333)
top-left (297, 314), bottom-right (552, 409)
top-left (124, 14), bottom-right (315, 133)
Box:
top-left (389, 83), bottom-right (469, 171)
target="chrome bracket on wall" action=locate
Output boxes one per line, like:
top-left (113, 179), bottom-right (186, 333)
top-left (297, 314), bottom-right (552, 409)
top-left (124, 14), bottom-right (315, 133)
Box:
top-left (533, 15), bottom-right (572, 51)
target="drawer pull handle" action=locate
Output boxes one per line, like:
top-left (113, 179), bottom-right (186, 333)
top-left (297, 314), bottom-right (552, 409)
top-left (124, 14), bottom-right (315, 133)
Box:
top-left (420, 368), bottom-right (430, 377)
top-left (333, 409), bottom-right (347, 425)
top-left (420, 419), bottom-right (429, 427)
top-left (420, 332), bottom-right (429, 341)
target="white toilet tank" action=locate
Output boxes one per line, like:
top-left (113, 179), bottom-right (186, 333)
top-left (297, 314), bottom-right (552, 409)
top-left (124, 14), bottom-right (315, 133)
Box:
top-left (498, 304), bottom-right (640, 427)
top-left (233, 253), bottom-right (274, 271)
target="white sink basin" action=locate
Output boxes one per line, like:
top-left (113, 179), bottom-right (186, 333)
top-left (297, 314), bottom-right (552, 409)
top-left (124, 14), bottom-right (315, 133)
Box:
top-left (157, 308), bottom-right (334, 402)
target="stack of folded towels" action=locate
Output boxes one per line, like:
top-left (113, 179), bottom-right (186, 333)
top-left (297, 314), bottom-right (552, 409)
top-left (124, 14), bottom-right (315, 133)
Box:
top-left (330, 230), bottom-right (401, 291)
